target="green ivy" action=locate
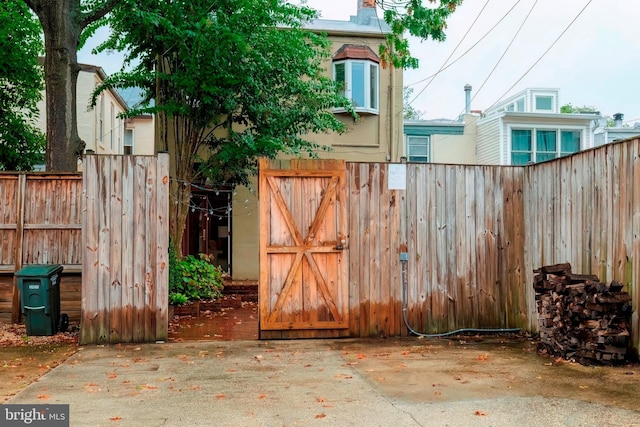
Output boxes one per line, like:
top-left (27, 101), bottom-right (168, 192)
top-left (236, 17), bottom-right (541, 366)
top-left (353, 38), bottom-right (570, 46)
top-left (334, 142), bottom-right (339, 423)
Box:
top-left (169, 252), bottom-right (224, 304)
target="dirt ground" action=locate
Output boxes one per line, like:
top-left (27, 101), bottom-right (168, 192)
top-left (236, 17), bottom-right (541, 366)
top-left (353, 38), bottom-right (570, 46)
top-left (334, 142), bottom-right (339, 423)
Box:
top-left (3, 305), bottom-right (640, 415)
top-left (0, 323), bottom-right (79, 402)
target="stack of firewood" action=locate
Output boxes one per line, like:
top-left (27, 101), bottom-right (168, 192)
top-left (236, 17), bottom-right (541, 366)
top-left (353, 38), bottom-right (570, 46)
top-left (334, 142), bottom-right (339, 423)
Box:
top-left (533, 263), bottom-right (633, 365)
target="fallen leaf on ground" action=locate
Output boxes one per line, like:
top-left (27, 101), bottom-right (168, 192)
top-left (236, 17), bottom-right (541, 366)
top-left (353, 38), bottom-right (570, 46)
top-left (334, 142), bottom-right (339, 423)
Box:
top-left (37, 394), bottom-right (50, 400)
top-left (474, 410), bottom-right (487, 416)
top-left (258, 394), bottom-right (267, 399)
top-left (215, 394), bottom-right (226, 399)
top-left (108, 373), bottom-right (118, 379)
top-left (477, 354), bottom-right (489, 361)
top-left (315, 413), bottom-right (326, 419)
top-left (109, 417), bottom-right (122, 421)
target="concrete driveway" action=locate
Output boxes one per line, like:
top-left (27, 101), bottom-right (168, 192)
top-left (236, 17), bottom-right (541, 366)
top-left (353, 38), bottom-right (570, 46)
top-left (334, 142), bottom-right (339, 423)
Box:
top-left (6, 337), bottom-right (640, 426)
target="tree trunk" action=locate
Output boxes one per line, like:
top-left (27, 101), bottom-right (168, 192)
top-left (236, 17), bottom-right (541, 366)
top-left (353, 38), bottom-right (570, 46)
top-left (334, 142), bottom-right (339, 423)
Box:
top-left (28, 0), bottom-right (84, 172)
top-left (26, 0), bottom-right (118, 172)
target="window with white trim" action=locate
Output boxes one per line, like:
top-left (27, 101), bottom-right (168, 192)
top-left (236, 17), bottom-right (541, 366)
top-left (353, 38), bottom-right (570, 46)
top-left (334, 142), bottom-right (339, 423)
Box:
top-left (505, 97), bottom-right (525, 112)
top-left (110, 102), bottom-right (115, 150)
top-left (406, 136), bottom-right (430, 162)
top-left (124, 128), bottom-right (134, 155)
top-left (511, 128), bottom-right (581, 165)
top-left (333, 59), bottom-right (379, 114)
top-left (534, 95), bottom-right (554, 112)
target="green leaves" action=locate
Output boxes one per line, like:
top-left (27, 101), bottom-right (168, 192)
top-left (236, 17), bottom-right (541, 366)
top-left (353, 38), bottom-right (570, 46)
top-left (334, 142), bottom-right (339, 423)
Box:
top-left (378, 0), bottom-right (464, 69)
top-left (170, 254), bottom-right (224, 303)
top-left (96, 0), bottom-right (349, 186)
top-left (0, 1), bottom-right (45, 171)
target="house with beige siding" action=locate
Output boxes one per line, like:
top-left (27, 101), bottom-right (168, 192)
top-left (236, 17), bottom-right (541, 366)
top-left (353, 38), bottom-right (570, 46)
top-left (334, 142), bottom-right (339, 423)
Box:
top-left (193, 0), bottom-right (404, 280)
top-left (403, 115), bottom-right (479, 164)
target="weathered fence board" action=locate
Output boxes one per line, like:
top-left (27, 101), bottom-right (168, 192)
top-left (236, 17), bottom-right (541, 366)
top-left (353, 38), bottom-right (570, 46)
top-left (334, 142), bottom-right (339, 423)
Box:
top-left (3, 138), bottom-right (640, 347)
top-left (0, 173), bottom-right (82, 323)
top-left (523, 138), bottom-right (640, 344)
top-left (81, 154), bottom-right (169, 345)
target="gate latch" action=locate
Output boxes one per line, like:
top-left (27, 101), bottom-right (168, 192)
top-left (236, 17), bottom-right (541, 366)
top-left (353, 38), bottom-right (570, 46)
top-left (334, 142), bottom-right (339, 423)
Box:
top-left (334, 239), bottom-right (347, 250)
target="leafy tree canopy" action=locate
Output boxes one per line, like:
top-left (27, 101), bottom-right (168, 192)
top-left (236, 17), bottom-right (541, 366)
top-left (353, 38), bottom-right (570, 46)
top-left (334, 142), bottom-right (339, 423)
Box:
top-left (560, 103), bottom-right (599, 114)
top-left (561, 103), bottom-right (617, 127)
top-left (94, 0), bottom-right (354, 245)
top-left (0, 1), bottom-right (45, 171)
top-left (378, 0), bottom-right (464, 69)
top-left (97, 0), bottom-right (351, 184)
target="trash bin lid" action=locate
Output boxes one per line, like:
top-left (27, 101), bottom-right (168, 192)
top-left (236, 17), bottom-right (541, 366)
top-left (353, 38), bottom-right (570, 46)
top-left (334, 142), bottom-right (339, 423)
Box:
top-left (15, 264), bottom-right (64, 277)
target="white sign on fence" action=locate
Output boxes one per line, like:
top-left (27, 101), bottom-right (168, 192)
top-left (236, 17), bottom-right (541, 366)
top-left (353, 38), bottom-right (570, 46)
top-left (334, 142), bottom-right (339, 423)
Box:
top-left (388, 164), bottom-right (406, 190)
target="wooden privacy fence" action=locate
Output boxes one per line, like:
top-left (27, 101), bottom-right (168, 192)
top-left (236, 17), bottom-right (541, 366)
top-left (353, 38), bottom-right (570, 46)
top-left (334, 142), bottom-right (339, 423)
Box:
top-left (261, 137), bottom-right (640, 347)
top-left (0, 154), bottom-right (168, 344)
top-left (0, 173), bottom-right (83, 323)
top-left (81, 154), bottom-right (169, 344)
top-left (346, 163), bottom-right (528, 338)
top-left (523, 139), bottom-right (640, 345)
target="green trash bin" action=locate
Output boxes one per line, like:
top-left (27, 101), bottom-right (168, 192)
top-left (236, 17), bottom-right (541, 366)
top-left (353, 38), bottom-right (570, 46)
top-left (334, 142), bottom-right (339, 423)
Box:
top-left (15, 264), bottom-right (63, 336)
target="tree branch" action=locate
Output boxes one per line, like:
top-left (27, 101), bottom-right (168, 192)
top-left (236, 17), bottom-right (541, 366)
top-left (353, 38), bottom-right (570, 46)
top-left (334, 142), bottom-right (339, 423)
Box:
top-left (80, 0), bottom-right (119, 29)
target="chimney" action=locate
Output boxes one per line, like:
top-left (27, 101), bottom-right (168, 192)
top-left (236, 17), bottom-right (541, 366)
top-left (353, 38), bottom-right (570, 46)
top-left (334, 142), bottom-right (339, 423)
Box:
top-left (613, 113), bottom-right (624, 127)
top-left (464, 84), bottom-right (472, 115)
top-left (355, 0), bottom-right (377, 25)
top-left (360, 0), bottom-right (376, 9)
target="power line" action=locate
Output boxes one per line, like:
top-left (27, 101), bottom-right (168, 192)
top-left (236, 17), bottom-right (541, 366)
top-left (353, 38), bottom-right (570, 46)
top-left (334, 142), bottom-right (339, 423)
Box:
top-left (408, 0), bottom-right (492, 105)
top-left (463, 0), bottom-right (539, 117)
top-left (405, 1), bottom-right (522, 89)
top-left (483, 0), bottom-right (593, 114)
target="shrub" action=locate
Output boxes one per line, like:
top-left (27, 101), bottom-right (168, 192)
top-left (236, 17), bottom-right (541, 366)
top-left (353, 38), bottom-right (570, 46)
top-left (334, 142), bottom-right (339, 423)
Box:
top-left (169, 252), bottom-right (224, 303)
top-left (169, 292), bottom-right (189, 306)
top-left (168, 240), bottom-right (182, 296)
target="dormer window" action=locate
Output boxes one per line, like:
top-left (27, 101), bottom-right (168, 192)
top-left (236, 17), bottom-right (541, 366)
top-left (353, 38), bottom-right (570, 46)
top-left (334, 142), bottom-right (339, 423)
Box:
top-left (535, 95), bottom-right (554, 112)
top-left (333, 44), bottom-right (379, 114)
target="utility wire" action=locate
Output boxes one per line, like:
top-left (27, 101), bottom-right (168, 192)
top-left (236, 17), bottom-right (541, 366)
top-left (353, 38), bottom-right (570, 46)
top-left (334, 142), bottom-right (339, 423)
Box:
top-left (483, 0), bottom-right (593, 113)
top-left (405, 1), bottom-right (521, 89)
top-left (408, 0), bottom-right (491, 105)
top-left (464, 0), bottom-right (538, 115)
top-left (419, 0), bottom-right (594, 150)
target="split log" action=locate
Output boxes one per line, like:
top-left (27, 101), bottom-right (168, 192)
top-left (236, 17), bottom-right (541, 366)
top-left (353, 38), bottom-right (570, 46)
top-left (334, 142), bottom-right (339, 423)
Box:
top-left (533, 263), bottom-right (632, 365)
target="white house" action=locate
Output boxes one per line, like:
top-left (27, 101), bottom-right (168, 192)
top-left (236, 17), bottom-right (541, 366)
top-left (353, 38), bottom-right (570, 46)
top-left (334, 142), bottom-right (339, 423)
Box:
top-left (593, 113), bottom-right (640, 146)
top-left (475, 88), bottom-right (600, 165)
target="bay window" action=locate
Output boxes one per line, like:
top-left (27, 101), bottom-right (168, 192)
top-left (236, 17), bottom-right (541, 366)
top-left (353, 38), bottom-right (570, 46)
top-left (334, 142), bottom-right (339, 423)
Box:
top-left (333, 44), bottom-right (379, 114)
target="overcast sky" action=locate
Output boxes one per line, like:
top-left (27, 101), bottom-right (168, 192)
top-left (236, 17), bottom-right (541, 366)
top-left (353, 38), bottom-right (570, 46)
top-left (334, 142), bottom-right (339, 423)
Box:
top-left (79, 0), bottom-right (640, 125)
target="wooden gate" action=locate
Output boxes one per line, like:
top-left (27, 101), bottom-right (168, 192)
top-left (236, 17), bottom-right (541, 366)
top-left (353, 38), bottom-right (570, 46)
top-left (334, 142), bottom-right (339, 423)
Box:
top-left (259, 159), bottom-right (349, 339)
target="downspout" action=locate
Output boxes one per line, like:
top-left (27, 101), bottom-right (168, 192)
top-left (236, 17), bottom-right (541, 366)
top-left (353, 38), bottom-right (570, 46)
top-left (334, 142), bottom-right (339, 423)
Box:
top-left (388, 65), bottom-right (395, 162)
